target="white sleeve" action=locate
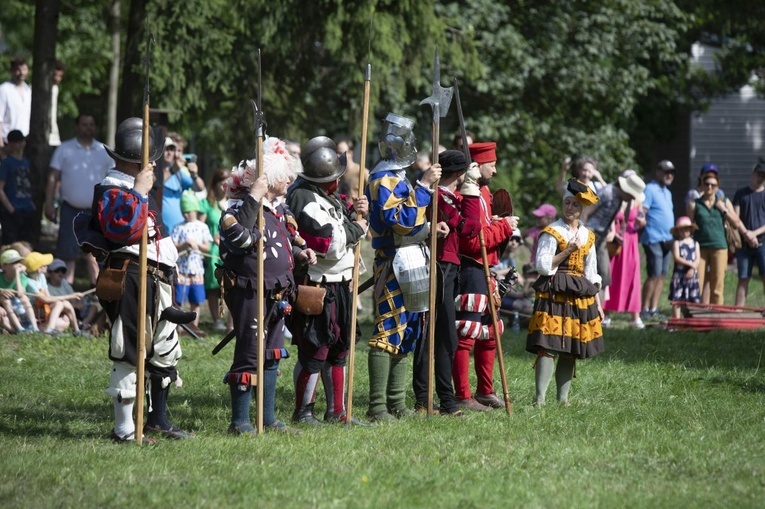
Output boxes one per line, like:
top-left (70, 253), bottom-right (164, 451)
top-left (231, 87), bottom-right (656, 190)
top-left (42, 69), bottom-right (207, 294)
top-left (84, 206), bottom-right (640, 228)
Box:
top-left (584, 241), bottom-right (602, 288)
top-left (535, 232), bottom-right (559, 276)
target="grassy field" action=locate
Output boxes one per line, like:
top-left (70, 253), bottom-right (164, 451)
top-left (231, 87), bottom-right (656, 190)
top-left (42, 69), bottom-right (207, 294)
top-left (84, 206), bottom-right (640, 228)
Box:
top-left (1, 319), bottom-right (764, 508)
top-left (7, 233), bottom-right (761, 507)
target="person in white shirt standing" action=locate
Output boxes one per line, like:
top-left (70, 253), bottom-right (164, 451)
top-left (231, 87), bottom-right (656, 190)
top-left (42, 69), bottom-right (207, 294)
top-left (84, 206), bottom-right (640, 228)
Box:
top-left (0, 57), bottom-right (32, 152)
top-left (44, 114), bottom-right (113, 286)
top-left (48, 61), bottom-right (66, 148)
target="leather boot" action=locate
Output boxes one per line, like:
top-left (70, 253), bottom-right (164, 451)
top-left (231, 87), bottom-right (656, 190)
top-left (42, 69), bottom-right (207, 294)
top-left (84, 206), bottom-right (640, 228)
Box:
top-left (387, 354), bottom-right (413, 418)
top-left (367, 349), bottom-right (395, 421)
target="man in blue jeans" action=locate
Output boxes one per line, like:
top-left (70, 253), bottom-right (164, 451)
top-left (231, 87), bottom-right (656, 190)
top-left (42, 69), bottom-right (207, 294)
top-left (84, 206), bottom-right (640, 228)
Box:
top-left (640, 160), bottom-right (675, 320)
top-left (733, 161), bottom-right (765, 306)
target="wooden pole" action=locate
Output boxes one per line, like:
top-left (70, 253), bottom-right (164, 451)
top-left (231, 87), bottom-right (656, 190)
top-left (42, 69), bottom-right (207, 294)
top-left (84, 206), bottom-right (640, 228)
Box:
top-left (345, 63), bottom-right (371, 426)
top-left (135, 86), bottom-right (151, 445)
top-left (255, 50), bottom-right (265, 435)
top-left (426, 109), bottom-right (440, 417)
top-left (479, 231), bottom-right (512, 415)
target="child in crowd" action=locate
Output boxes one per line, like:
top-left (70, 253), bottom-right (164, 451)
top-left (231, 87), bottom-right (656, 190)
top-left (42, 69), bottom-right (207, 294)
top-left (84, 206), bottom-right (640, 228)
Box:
top-left (0, 248), bottom-right (39, 333)
top-left (668, 216), bottom-right (701, 319)
top-left (46, 258), bottom-right (99, 329)
top-left (525, 204), bottom-right (557, 265)
top-left (23, 251), bottom-right (85, 336)
top-left (0, 130), bottom-right (36, 245)
top-left (495, 230), bottom-right (523, 278)
top-left (171, 191), bottom-right (213, 336)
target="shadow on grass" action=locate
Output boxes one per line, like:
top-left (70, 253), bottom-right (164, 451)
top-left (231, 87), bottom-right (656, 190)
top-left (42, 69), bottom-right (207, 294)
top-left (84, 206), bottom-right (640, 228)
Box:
top-left (499, 323), bottom-right (765, 377)
top-left (0, 400), bottom-right (108, 439)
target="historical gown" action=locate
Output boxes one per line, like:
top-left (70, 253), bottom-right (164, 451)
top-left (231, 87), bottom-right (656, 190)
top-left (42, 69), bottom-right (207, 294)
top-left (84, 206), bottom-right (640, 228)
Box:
top-left (527, 220), bottom-right (604, 359)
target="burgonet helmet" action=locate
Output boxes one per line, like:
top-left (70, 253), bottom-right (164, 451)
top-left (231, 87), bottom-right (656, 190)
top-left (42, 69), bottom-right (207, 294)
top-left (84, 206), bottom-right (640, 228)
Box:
top-left (373, 113), bottom-right (416, 173)
top-left (301, 136), bottom-right (347, 183)
top-left (105, 117), bottom-right (164, 164)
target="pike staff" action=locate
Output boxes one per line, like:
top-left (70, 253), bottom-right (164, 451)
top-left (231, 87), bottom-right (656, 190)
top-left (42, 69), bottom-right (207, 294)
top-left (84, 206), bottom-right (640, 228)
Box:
top-left (134, 30), bottom-right (153, 445)
top-left (251, 49), bottom-right (267, 435)
top-left (419, 46), bottom-right (453, 416)
top-left (345, 60), bottom-right (371, 426)
top-left (453, 77), bottom-right (512, 416)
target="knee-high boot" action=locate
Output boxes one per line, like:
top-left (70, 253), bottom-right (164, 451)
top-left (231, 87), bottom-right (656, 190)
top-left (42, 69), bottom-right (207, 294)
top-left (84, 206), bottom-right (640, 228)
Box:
top-left (387, 354), bottom-right (413, 418)
top-left (229, 383), bottom-right (254, 434)
top-left (367, 349), bottom-right (394, 421)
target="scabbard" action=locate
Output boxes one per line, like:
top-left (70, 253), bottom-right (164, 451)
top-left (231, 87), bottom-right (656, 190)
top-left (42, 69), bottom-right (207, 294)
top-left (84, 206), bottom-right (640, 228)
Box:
top-left (212, 329), bottom-right (236, 356)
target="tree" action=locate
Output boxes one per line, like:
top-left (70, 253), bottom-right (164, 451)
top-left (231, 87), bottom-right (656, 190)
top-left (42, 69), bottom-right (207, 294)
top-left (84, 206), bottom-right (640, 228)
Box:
top-left (28, 0), bottom-right (61, 241)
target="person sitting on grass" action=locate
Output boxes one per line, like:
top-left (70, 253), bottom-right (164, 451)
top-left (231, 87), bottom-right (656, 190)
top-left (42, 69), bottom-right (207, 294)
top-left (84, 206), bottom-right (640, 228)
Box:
top-left (0, 248), bottom-right (39, 333)
top-left (23, 251), bottom-right (86, 336)
top-left (45, 258), bottom-right (99, 330)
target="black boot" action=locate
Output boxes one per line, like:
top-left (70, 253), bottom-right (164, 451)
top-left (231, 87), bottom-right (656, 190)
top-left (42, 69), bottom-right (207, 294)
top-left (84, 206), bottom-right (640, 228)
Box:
top-left (145, 377), bottom-right (194, 439)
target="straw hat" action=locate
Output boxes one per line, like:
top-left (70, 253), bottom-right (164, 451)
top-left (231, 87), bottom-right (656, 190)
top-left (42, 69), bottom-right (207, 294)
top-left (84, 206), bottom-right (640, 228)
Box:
top-left (670, 216), bottom-right (698, 235)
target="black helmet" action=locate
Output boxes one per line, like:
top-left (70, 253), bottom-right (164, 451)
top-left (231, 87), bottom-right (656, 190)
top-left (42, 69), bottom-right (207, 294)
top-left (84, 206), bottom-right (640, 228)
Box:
top-left (301, 136), bottom-right (347, 183)
top-left (105, 117), bottom-right (164, 164)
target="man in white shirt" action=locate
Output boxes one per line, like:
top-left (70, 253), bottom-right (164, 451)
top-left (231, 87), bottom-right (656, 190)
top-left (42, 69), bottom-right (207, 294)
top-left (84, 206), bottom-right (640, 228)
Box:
top-left (0, 57), bottom-right (32, 150)
top-left (45, 114), bottom-right (113, 286)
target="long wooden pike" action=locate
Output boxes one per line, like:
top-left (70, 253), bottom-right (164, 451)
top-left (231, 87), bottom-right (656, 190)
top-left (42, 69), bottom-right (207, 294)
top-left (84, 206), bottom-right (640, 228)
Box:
top-left (135, 28), bottom-right (153, 445)
top-left (345, 46), bottom-right (372, 426)
top-left (251, 49), bottom-right (267, 435)
top-left (419, 46), bottom-right (453, 416)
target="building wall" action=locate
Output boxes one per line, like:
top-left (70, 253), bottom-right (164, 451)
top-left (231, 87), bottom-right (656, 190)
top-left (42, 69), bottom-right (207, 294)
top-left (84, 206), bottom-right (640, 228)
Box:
top-left (690, 43), bottom-right (765, 199)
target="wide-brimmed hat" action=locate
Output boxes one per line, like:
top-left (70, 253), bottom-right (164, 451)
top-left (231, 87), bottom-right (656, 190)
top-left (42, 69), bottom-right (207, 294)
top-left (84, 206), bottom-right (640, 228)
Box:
top-left (617, 170), bottom-right (646, 201)
top-left (24, 252), bottom-right (54, 272)
top-left (670, 216), bottom-right (698, 235)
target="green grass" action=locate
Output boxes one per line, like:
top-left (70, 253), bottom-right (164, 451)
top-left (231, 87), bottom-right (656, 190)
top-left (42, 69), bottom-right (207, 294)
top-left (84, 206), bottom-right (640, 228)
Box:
top-left (1, 324), bottom-right (764, 508)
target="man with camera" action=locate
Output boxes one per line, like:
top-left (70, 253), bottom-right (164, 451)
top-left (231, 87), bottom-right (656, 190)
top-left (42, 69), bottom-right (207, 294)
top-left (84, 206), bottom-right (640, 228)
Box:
top-left (159, 133), bottom-right (206, 234)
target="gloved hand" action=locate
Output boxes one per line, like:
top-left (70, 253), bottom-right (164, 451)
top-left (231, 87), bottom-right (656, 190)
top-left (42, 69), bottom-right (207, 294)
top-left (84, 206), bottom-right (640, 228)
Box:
top-left (460, 162), bottom-right (481, 197)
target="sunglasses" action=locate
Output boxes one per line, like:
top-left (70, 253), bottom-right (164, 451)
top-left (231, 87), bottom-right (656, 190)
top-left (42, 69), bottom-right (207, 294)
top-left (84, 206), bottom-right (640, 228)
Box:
top-left (48, 268), bottom-right (67, 274)
top-left (703, 182), bottom-right (718, 188)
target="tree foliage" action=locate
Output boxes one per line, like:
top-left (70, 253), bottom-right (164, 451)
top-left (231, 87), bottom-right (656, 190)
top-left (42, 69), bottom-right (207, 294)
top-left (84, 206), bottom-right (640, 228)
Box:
top-left (1, 0), bottom-right (764, 221)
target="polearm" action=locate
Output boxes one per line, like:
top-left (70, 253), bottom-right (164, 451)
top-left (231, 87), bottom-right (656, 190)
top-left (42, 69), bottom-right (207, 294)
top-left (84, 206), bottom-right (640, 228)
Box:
top-left (453, 77), bottom-right (512, 416)
top-left (419, 47), bottom-right (453, 416)
top-left (135, 30), bottom-right (153, 445)
top-left (345, 60), bottom-right (371, 426)
top-left (251, 49), bottom-right (267, 435)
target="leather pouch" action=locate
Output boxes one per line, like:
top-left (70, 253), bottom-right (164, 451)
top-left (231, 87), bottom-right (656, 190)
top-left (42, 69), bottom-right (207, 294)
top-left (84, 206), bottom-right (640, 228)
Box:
top-left (96, 259), bottom-right (129, 302)
top-left (294, 284), bottom-right (326, 316)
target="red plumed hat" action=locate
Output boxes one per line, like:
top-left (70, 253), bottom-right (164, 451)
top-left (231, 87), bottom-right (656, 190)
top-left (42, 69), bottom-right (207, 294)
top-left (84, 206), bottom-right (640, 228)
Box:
top-left (468, 142), bottom-right (497, 164)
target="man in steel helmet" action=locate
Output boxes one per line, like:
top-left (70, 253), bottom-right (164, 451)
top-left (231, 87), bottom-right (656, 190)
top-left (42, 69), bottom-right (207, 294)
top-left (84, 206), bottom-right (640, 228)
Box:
top-left (87, 117), bottom-right (194, 442)
top-left (364, 113), bottom-right (441, 421)
top-left (286, 136), bottom-right (371, 425)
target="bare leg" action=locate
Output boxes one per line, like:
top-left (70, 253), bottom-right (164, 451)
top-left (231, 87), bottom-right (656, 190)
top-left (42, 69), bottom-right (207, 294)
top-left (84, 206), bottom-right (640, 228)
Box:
top-left (65, 259), bottom-right (76, 285)
top-left (85, 253), bottom-right (99, 287)
top-left (736, 278), bottom-right (749, 307)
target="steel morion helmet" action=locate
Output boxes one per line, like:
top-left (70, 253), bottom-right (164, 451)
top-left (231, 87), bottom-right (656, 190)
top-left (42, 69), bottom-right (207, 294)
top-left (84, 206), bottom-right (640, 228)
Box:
top-left (105, 117), bottom-right (165, 164)
top-left (378, 113), bottom-right (416, 170)
top-left (300, 136), bottom-right (347, 183)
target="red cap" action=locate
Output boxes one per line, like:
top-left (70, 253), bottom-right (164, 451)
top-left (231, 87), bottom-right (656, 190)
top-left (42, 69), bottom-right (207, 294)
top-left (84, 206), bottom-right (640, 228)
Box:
top-left (468, 142), bottom-right (497, 164)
